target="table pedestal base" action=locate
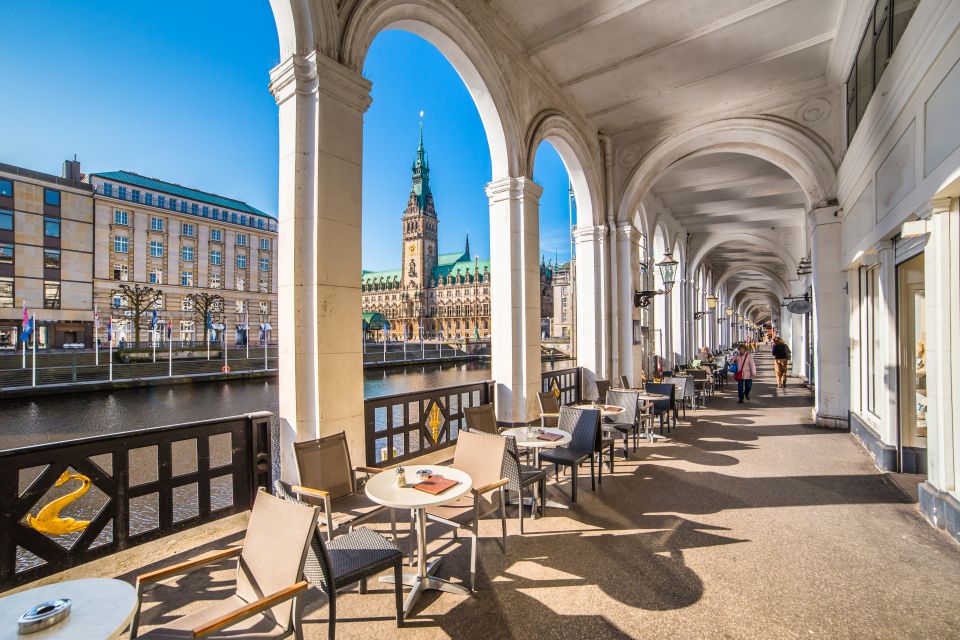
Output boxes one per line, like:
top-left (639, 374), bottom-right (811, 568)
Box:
top-left (379, 558), bottom-right (469, 617)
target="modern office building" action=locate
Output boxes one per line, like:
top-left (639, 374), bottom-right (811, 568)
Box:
top-left (0, 161), bottom-right (95, 350)
top-left (87, 171), bottom-right (278, 346)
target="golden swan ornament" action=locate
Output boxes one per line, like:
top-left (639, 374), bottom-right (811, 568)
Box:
top-left (26, 470), bottom-right (92, 535)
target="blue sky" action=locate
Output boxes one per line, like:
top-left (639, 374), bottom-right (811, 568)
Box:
top-left (0, 2), bottom-right (573, 272)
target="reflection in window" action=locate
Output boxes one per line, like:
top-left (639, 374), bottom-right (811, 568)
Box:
top-left (0, 277), bottom-right (13, 307)
top-left (0, 243), bottom-right (12, 264)
top-left (44, 249), bottom-right (61, 270)
top-left (44, 217), bottom-right (60, 238)
top-left (43, 281), bottom-right (60, 309)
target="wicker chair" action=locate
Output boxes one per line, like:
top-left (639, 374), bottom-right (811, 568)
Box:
top-left (645, 382), bottom-right (676, 434)
top-left (464, 403), bottom-right (499, 434)
top-left (132, 490), bottom-right (317, 640)
top-left (537, 407), bottom-right (601, 503)
top-left (537, 390), bottom-right (561, 428)
top-left (425, 430), bottom-right (509, 592)
top-left (595, 379), bottom-right (611, 402)
top-left (275, 482), bottom-right (404, 637)
top-left (618, 374), bottom-right (630, 389)
top-left (503, 435), bottom-right (547, 533)
top-left (604, 389), bottom-right (640, 457)
top-left (292, 431), bottom-right (397, 542)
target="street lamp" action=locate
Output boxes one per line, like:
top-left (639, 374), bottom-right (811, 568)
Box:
top-left (694, 292), bottom-right (719, 320)
top-left (634, 251), bottom-right (679, 308)
top-left (726, 307), bottom-right (735, 318)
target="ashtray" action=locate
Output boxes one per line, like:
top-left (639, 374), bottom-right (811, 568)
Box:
top-left (416, 469), bottom-right (433, 480)
top-left (18, 599), bottom-right (71, 635)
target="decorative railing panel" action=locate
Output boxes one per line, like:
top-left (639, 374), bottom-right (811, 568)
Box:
top-left (542, 367), bottom-right (582, 406)
top-left (364, 381), bottom-right (494, 467)
top-left (0, 412), bottom-right (272, 587)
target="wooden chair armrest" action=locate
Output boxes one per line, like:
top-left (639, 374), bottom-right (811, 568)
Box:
top-left (473, 477), bottom-right (509, 494)
top-left (292, 485), bottom-right (330, 499)
top-left (137, 546), bottom-right (242, 586)
top-left (354, 465), bottom-right (383, 475)
top-left (539, 412), bottom-right (560, 418)
top-left (191, 581), bottom-right (309, 638)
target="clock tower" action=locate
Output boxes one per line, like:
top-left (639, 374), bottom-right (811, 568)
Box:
top-left (401, 124), bottom-right (438, 293)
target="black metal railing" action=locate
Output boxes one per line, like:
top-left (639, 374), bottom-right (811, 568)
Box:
top-left (364, 380), bottom-right (494, 467)
top-left (542, 366), bottom-right (582, 406)
top-left (0, 412), bottom-right (273, 587)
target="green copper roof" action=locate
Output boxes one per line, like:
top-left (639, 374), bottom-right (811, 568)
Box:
top-left (92, 170), bottom-right (274, 219)
top-left (433, 258), bottom-right (490, 280)
top-left (362, 311), bottom-right (389, 330)
top-left (410, 124), bottom-right (431, 210)
top-left (361, 268), bottom-right (401, 285)
top-left (436, 251), bottom-right (469, 267)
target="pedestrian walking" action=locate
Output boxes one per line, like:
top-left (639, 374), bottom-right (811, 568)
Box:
top-left (772, 336), bottom-right (791, 388)
top-left (732, 343), bottom-right (757, 403)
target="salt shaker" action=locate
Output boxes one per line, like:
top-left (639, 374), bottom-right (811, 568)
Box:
top-left (395, 467), bottom-right (406, 488)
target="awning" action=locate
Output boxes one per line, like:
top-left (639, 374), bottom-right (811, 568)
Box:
top-left (259, 323), bottom-right (273, 331)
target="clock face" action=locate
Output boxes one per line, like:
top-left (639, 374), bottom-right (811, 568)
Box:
top-left (408, 243), bottom-right (416, 255)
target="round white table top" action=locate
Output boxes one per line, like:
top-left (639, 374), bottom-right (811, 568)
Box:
top-left (501, 427), bottom-right (572, 449)
top-left (365, 464), bottom-right (472, 509)
top-left (0, 578), bottom-right (136, 640)
top-left (572, 403), bottom-right (625, 417)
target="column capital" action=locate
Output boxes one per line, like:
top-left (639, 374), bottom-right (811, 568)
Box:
top-left (269, 51), bottom-right (372, 113)
top-left (807, 204), bottom-right (842, 228)
top-left (917, 197), bottom-right (952, 220)
top-left (269, 54), bottom-right (317, 106)
top-left (485, 176), bottom-right (543, 203)
top-left (573, 223), bottom-right (607, 244)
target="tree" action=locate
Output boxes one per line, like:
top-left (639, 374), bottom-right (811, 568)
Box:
top-left (186, 292), bottom-right (224, 344)
top-left (112, 284), bottom-right (162, 344)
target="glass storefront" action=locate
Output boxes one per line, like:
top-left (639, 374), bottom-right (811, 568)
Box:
top-left (897, 253), bottom-right (926, 474)
top-left (0, 325), bottom-right (17, 350)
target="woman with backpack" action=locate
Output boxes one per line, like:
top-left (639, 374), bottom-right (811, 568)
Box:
top-left (732, 343), bottom-right (757, 403)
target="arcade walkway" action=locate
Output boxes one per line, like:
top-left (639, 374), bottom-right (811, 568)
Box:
top-left (126, 354), bottom-right (960, 639)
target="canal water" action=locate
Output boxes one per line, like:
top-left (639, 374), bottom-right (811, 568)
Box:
top-left (0, 360), bottom-right (574, 449)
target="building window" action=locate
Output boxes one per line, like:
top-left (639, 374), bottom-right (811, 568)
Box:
top-left (150, 241), bottom-right (163, 257)
top-left (43, 281), bottom-right (60, 309)
top-left (157, 195), bottom-right (165, 208)
top-left (181, 271), bottom-right (193, 287)
top-left (191, 203), bottom-right (199, 215)
top-left (231, 212), bottom-right (237, 224)
top-left (0, 210), bottom-right (12, 231)
top-left (114, 209), bottom-right (128, 225)
top-left (210, 273), bottom-right (222, 289)
top-left (131, 190), bottom-right (141, 203)
top-left (149, 268), bottom-right (163, 284)
top-left (153, 294), bottom-right (164, 310)
top-left (117, 186), bottom-right (127, 200)
top-left (210, 250), bottom-right (222, 266)
top-left (113, 294), bottom-right (124, 308)
top-left (145, 193), bottom-right (153, 206)
top-left (0, 179), bottom-right (12, 197)
top-left (181, 297), bottom-right (194, 311)
top-left (235, 300), bottom-right (246, 314)
top-left (259, 257), bottom-right (269, 272)
top-left (181, 245), bottom-right (194, 262)
top-left (212, 208), bottom-right (220, 220)
top-left (180, 201), bottom-right (188, 213)
top-left (258, 219), bottom-right (264, 230)
top-left (0, 243), bottom-right (12, 265)
top-left (169, 198), bottom-right (177, 211)
top-left (259, 301), bottom-right (269, 315)
top-left (202, 206), bottom-right (209, 217)
top-left (0, 277), bottom-right (13, 307)
top-left (236, 277), bottom-right (245, 291)
top-left (114, 236), bottom-right (129, 253)
top-left (181, 222), bottom-right (195, 237)
top-left (236, 233), bottom-right (247, 247)
top-left (44, 217), bottom-right (61, 238)
top-left (44, 189), bottom-right (60, 207)
top-left (150, 216), bottom-right (164, 232)
top-left (236, 254), bottom-right (247, 269)
top-left (113, 264), bottom-right (128, 281)
top-left (259, 238), bottom-right (270, 251)
top-left (43, 249), bottom-right (60, 269)
top-left (210, 228), bottom-right (222, 242)
top-left (258, 279), bottom-right (269, 293)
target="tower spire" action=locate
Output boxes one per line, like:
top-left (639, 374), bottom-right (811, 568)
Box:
top-left (464, 232), bottom-right (471, 259)
top-left (410, 111), bottom-right (431, 210)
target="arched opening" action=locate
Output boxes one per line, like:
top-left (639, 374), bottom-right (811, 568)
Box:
top-left (652, 226), bottom-right (669, 371)
top-left (670, 238), bottom-right (684, 365)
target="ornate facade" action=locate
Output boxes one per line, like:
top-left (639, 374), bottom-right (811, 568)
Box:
top-left (361, 131), bottom-right (553, 341)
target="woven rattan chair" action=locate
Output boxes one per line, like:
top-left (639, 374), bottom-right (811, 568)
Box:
top-left (618, 374), bottom-right (630, 389)
top-left (132, 490), bottom-right (317, 639)
top-left (604, 389), bottom-right (640, 457)
top-left (645, 382), bottom-right (676, 434)
top-left (292, 431), bottom-right (397, 542)
top-left (275, 482), bottom-right (404, 637)
top-left (425, 430), bottom-right (509, 591)
top-left (595, 379), bottom-right (611, 402)
top-left (663, 376), bottom-right (689, 419)
top-left (537, 390), bottom-right (561, 428)
top-left (537, 407), bottom-right (601, 503)
top-left (464, 403), bottom-right (499, 434)
top-left (503, 435), bottom-right (546, 533)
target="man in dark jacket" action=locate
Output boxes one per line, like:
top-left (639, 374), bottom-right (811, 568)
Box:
top-left (772, 337), bottom-right (791, 388)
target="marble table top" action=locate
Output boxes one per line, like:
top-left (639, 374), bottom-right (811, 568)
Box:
top-left (0, 578), bottom-right (136, 639)
top-left (365, 464), bottom-right (472, 509)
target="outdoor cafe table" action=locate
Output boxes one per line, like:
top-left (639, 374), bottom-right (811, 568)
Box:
top-left (365, 464), bottom-right (472, 618)
top-left (501, 426), bottom-right (573, 511)
top-left (571, 403), bottom-right (625, 418)
top-left (0, 578), bottom-right (137, 639)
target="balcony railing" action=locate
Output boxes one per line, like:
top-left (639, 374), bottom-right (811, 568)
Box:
top-left (541, 366), bottom-right (582, 406)
top-left (364, 380), bottom-right (494, 467)
top-left (0, 412), bottom-right (273, 587)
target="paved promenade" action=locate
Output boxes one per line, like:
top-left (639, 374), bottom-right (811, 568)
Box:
top-left (119, 353), bottom-right (960, 638)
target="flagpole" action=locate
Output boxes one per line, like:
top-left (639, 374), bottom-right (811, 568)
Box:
top-left (245, 311), bottom-right (249, 360)
top-left (207, 318), bottom-right (211, 360)
top-left (168, 323), bottom-right (173, 377)
top-left (31, 314), bottom-right (36, 387)
top-left (94, 304), bottom-right (99, 366)
top-left (224, 328), bottom-right (229, 372)
top-left (264, 329), bottom-right (268, 370)
top-left (108, 320), bottom-right (113, 382)
top-left (152, 328), bottom-right (156, 363)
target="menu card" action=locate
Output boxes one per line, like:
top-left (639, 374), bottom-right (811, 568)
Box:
top-left (412, 475), bottom-right (460, 495)
top-left (537, 432), bottom-right (564, 441)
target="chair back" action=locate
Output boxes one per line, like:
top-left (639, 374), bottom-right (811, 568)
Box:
top-left (294, 431), bottom-right (355, 502)
top-left (558, 406), bottom-right (600, 455)
top-left (645, 382), bottom-right (675, 411)
top-left (595, 379), bottom-right (610, 401)
top-left (605, 389), bottom-right (639, 425)
top-left (502, 436), bottom-right (523, 492)
top-left (453, 430), bottom-right (507, 494)
top-left (690, 368), bottom-right (708, 380)
top-left (538, 390), bottom-right (560, 414)
top-left (237, 490), bottom-right (318, 628)
top-left (464, 403), bottom-right (498, 434)
top-left (618, 374), bottom-right (630, 389)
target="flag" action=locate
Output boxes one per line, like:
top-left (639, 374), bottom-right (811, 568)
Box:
top-left (206, 311), bottom-right (211, 330)
top-left (151, 308), bottom-right (158, 329)
top-left (167, 323), bottom-right (172, 340)
top-left (20, 305), bottom-right (32, 342)
top-left (106, 317), bottom-right (112, 342)
top-left (94, 307), bottom-right (100, 331)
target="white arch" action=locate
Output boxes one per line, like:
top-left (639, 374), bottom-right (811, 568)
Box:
top-left (689, 232), bottom-right (799, 278)
top-left (341, 0), bottom-right (519, 179)
top-left (617, 117), bottom-right (836, 223)
top-left (716, 265), bottom-right (789, 298)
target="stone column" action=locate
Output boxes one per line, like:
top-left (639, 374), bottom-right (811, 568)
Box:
top-left (615, 224), bottom-right (635, 384)
top-left (876, 242), bottom-right (898, 445)
top-left (487, 177), bottom-right (543, 425)
top-left (270, 52), bottom-right (371, 478)
top-left (809, 205), bottom-right (849, 427)
top-left (575, 224), bottom-right (608, 397)
top-left (922, 198), bottom-right (958, 499)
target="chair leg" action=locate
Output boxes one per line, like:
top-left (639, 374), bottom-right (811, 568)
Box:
top-left (359, 577), bottom-right (367, 594)
top-left (470, 526), bottom-right (478, 592)
top-left (393, 561), bottom-right (404, 627)
top-left (572, 465), bottom-right (579, 502)
top-left (499, 487), bottom-right (507, 552)
top-left (327, 587), bottom-right (337, 640)
top-left (609, 444), bottom-right (615, 473)
top-left (518, 486), bottom-right (525, 534)
top-left (539, 478), bottom-right (546, 517)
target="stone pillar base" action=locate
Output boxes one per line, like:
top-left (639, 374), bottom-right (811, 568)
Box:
top-left (918, 482), bottom-right (960, 544)
top-left (812, 409), bottom-right (849, 430)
